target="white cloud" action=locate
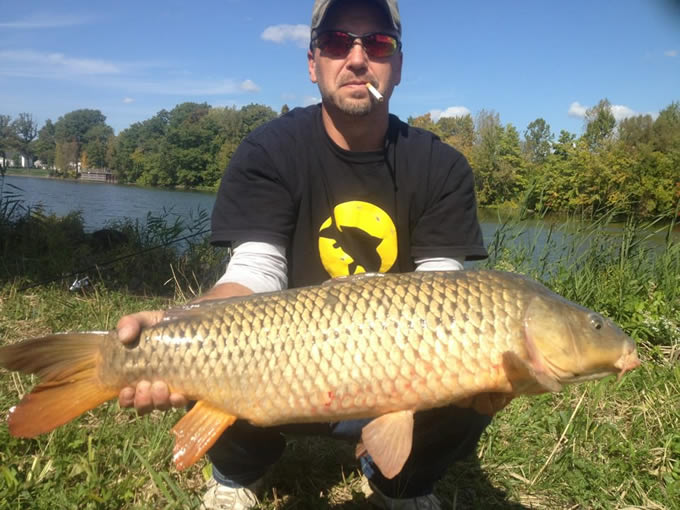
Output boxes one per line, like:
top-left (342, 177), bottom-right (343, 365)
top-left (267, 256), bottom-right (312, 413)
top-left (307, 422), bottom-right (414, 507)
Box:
top-left (0, 50), bottom-right (120, 77)
top-left (0, 49), bottom-right (260, 97)
top-left (429, 106), bottom-right (471, 122)
top-left (239, 79), bottom-right (260, 92)
top-left (568, 101), bottom-right (657, 122)
top-left (664, 49), bottom-right (678, 57)
top-left (261, 24), bottom-right (310, 48)
top-left (0, 14), bottom-right (91, 29)
top-left (121, 78), bottom-right (258, 96)
top-left (610, 104), bottom-right (638, 121)
top-left (568, 101), bottom-right (588, 118)
top-left (0, 47), bottom-right (265, 102)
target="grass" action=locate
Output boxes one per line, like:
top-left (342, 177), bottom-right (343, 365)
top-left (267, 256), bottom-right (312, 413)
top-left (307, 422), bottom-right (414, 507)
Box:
top-left (2, 167), bottom-right (52, 178)
top-left (0, 203), bottom-right (678, 509)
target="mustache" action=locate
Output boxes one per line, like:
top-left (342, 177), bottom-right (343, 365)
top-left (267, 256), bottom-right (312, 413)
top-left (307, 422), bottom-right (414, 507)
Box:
top-left (339, 76), bottom-right (378, 87)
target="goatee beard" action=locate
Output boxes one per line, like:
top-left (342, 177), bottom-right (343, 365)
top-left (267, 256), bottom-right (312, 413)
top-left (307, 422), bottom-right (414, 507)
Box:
top-left (328, 96), bottom-right (374, 117)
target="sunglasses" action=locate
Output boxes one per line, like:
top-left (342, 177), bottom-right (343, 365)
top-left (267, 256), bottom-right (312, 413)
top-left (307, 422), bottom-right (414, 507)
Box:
top-left (312, 30), bottom-right (402, 59)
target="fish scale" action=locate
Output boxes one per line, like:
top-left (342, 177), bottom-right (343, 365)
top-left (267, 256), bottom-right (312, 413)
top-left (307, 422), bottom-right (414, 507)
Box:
top-left (0, 269), bottom-right (640, 478)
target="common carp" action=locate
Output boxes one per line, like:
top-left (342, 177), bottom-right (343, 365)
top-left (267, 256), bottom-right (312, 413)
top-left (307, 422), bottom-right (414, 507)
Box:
top-left (0, 270), bottom-right (639, 479)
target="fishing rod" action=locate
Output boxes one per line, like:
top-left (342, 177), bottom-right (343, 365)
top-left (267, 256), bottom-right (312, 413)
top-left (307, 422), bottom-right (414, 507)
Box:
top-left (18, 227), bottom-right (211, 292)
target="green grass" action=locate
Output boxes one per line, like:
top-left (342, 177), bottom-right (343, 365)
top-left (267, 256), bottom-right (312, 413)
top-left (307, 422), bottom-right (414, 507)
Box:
top-left (3, 167), bottom-right (51, 178)
top-left (0, 208), bottom-right (678, 509)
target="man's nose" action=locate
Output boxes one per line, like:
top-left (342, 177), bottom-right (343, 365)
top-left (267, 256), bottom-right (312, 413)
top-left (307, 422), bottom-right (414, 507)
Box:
top-left (346, 40), bottom-right (369, 68)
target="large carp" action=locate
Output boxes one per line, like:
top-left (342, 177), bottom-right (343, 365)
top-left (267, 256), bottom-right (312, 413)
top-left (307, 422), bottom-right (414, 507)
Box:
top-left (0, 270), bottom-right (639, 479)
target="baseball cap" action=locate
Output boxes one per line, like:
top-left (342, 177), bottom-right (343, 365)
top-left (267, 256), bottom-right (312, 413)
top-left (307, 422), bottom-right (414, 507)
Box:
top-left (310, 0), bottom-right (402, 38)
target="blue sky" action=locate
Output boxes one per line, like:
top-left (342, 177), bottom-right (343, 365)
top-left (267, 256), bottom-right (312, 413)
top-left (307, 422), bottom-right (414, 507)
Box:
top-left (1, 0), bottom-right (678, 138)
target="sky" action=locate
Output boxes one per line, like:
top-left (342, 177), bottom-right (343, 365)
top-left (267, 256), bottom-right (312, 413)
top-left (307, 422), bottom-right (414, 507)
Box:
top-left (1, 0), bottom-right (679, 138)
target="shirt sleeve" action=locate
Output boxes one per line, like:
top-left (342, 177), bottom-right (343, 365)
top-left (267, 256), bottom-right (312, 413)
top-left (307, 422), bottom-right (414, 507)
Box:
top-left (211, 137), bottom-right (296, 247)
top-left (215, 241), bottom-right (288, 292)
top-left (410, 148), bottom-right (487, 261)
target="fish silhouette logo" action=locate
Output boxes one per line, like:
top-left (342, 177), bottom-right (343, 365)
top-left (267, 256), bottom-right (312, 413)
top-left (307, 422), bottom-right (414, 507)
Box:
top-left (318, 201), bottom-right (398, 277)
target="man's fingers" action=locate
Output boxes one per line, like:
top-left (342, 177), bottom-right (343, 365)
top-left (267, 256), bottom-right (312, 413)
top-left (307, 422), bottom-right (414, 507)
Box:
top-left (116, 311), bottom-right (165, 345)
top-left (119, 387), bottom-right (135, 408)
top-left (150, 381), bottom-right (171, 411)
top-left (169, 392), bottom-right (189, 408)
top-left (134, 380), bottom-right (154, 415)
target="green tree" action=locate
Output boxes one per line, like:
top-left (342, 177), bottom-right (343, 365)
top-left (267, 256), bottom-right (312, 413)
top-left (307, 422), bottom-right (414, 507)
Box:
top-left (55, 140), bottom-right (79, 174)
top-left (523, 118), bottom-right (553, 163)
top-left (82, 124), bottom-right (114, 169)
top-left (54, 109), bottom-right (111, 170)
top-left (0, 115), bottom-right (15, 170)
top-left (618, 114), bottom-right (653, 148)
top-left (437, 114), bottom-right (475, 159)
top-left (583, 99), bottom-right (616, 151)
top-left (407, 113), bottom-right (439, 135)
top-left (11, 113), bottom-right (38, 165)
top-left (651, 101), bottom-right (680, 152)
top-left (32, 120), bottom-right (56, 168)
top-left (111, 110), bottom-right (169, 183)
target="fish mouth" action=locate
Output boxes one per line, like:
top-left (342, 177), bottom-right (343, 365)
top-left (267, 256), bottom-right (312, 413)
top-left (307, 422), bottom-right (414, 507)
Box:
top-left (544, 346), bottom-right (641, 384)
top-left (614, 349), bottom-right (641, 379)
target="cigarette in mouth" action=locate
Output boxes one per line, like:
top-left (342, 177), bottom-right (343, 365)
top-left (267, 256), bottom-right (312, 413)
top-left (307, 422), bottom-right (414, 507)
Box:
top-left (366, 83), bottom-right (384, 103)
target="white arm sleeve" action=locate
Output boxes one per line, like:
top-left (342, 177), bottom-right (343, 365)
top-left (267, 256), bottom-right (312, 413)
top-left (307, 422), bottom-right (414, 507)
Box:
top-left (215, 241), bottom-right (288, 293)
top-left (414, 256), bottom-right (465, 272)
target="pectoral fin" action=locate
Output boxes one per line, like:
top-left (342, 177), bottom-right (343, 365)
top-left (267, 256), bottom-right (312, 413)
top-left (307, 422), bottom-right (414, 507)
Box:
top-left (171, 400), bottom-right (237, 470)
top-left (358, 410), bottom-right (414, 479)
top-left (502, 351), bottom-right (563, 394)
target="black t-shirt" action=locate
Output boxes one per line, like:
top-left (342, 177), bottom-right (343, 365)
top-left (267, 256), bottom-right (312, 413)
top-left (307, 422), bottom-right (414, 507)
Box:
top-left (211, 104), bottom-right (487, 288)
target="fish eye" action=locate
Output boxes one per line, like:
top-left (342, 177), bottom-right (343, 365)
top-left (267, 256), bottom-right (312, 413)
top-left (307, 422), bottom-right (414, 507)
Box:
top-left (589, 313), bottom-right (604, 331)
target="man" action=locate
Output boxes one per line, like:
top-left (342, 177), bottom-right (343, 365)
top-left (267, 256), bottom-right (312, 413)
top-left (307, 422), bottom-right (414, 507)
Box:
top-left (117, 1), bottom-right (501, 508)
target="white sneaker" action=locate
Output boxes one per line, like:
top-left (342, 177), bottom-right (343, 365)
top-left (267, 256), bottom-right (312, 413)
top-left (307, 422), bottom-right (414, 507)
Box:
top-left (201, 476), bottom-right (262, 510)
top-left (361, 476), bottom-right (441, 510)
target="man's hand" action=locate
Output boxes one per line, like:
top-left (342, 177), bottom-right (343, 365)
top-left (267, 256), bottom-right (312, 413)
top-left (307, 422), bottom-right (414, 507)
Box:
top-left (116, 311), bottom-right (188, 414)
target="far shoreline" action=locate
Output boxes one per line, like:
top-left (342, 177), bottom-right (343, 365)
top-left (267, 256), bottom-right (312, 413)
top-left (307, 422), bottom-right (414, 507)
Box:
top-left (2, 170), bottom-right (218, 194)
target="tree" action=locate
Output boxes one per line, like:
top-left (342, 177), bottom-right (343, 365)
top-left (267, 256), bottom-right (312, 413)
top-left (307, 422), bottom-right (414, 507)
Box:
top-left (470, 110), bottom-right (503, 204)
top-left (652, 101), bottom-right (680, 152)
top-left (618, 114), bottom-right (653, 148)
top-left (407, 113), bottom-right (439, 135)
top-left (0, 115), bottom-right (15, 169)
top-left (54, 109), bottom-right (111, 170)
top-left (280, 104), bottom-right (290, 116)
top-left (82, 123), bottom-right (114, 169)
top-left (33, 120), bottom-right (56, 168)
top-left (583, 99), bottom-right (616, 151)
top-left (11, 113), bottom-right (39, 164)
top-left (524, 118), bottom-right (553, 163)
top-left (55, 140), bottom-right (79, 174)
top-left (437, 114), bottom-right (475, 158)
top-left (552, 130), bottom-right (576, 160)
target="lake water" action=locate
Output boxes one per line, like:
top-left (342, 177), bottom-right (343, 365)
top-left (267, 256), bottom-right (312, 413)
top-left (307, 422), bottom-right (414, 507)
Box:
top-left (2, 174), bottom-right (677, 252)
top-left (2, 175), bottom-right (216, 232)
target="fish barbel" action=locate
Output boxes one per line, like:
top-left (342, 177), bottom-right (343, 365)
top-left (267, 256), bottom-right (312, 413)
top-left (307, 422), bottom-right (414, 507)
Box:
top-left (0, 270), bottom-right (639, 478)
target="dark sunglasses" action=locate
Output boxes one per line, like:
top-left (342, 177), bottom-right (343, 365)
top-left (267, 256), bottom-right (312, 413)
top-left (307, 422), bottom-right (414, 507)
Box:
top-left (312, 30), bottom-right (402, 59)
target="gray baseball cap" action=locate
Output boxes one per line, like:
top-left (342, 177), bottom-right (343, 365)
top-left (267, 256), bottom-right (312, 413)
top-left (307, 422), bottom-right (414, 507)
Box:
top-left (310, 0), bottom-right (401, 38)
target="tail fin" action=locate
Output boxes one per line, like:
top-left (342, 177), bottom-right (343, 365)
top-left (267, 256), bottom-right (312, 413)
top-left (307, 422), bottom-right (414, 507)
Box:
top-left (0, 332), bottom-right (118, 437)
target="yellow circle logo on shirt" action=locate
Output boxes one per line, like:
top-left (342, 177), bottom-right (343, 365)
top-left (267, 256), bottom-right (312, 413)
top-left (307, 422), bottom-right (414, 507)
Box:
top-left (318, 201), bottom-right (398, 277)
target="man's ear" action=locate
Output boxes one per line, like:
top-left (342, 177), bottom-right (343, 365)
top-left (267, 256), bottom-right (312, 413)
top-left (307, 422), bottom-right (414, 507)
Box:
top-left (308, 50), bottom-right (318, 83)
